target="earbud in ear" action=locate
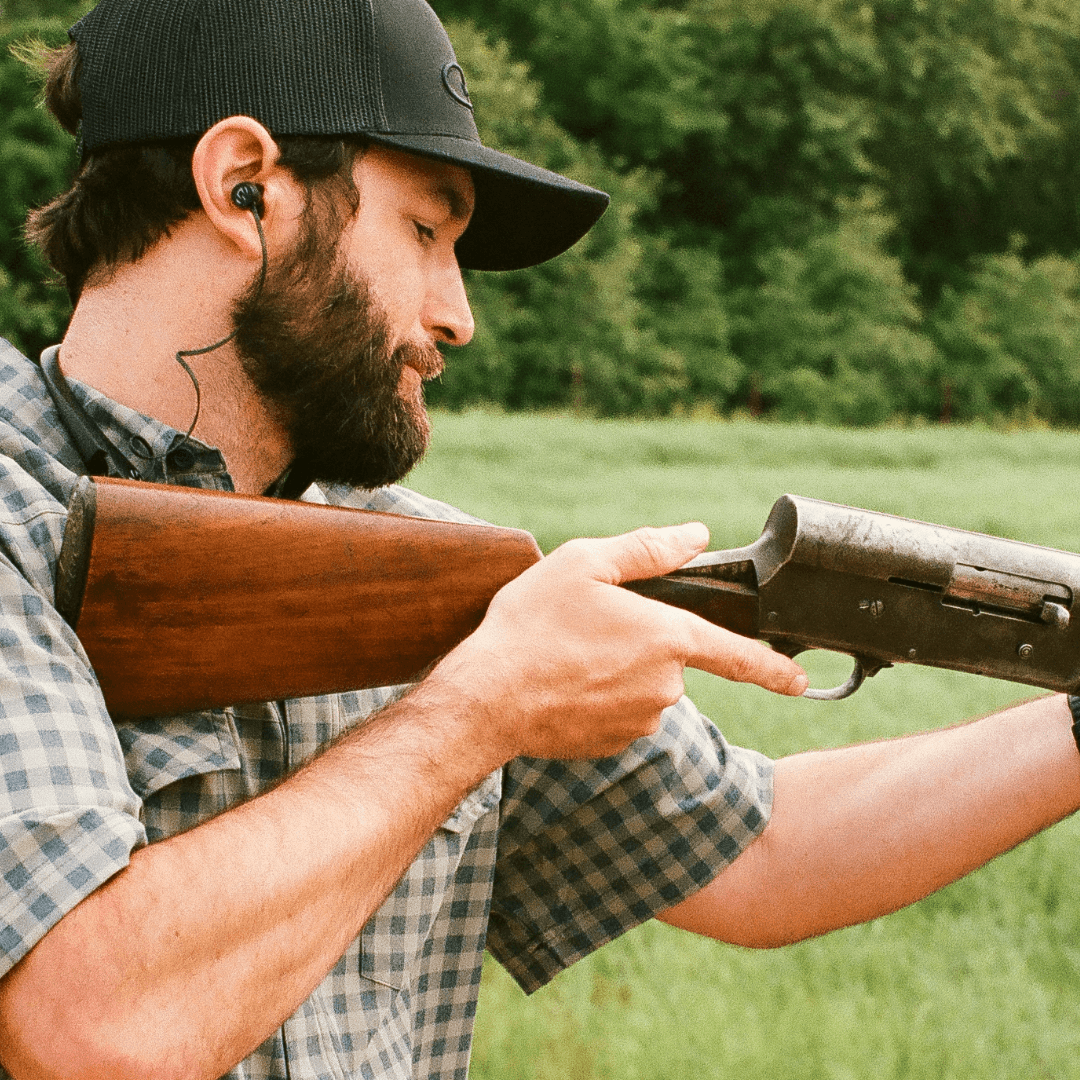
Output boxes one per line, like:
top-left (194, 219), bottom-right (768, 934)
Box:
top-left (230, 182), bottom-right (264, 217)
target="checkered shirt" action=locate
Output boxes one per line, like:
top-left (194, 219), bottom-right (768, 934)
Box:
top-left (0, 340), bottom-right (774, 1079)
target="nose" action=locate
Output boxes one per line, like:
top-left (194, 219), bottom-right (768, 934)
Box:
top-left (425, 257), bottom-right (474, 347)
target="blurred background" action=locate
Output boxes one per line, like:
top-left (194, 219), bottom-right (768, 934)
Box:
top-left (2, 0), bottom-right (1080, 428)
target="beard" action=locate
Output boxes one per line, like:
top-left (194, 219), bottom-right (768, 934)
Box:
top-left (231, 215), bottom-right (443, 489)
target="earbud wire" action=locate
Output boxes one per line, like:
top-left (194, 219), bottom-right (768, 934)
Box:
top-left (174, 208), bottom-right (268, 443)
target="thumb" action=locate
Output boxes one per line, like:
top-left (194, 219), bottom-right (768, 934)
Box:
top-left (590, 523), bottom-right (711, 585)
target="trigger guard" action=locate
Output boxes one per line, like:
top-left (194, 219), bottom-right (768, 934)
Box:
top-left (801, 658), bottom-right (867, 701)
top-left (769, 641), bottom-right (878, 701)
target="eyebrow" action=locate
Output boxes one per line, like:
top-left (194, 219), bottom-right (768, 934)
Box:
top-left (430, 179), bottom-right (474, 224)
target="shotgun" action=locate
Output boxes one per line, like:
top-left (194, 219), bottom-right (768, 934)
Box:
top-left (55, 476), bottom-right (1080, 718)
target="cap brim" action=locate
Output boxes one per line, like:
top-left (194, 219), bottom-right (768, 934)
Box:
top-left (367, 133), bottom-right (609, 271)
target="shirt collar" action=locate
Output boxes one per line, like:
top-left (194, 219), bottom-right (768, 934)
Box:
top-left (39, 345), bottom-right (318, 498)
top-left (40, 344), bottom-right (233, 490)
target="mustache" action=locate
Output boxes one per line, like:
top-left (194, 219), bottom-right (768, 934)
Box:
top-left (395, 338), bottom-right (443, 382)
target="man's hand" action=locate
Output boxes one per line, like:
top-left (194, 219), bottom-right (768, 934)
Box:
top-left (433, 522), bottom-right (808, 763)
top-left (0, 522), bottom-right (805, 1080)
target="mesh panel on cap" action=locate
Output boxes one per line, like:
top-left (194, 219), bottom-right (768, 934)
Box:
top-left (68, 0), bottom-right (610, 269)
top-left (74, 0), bottom-right (387, 148)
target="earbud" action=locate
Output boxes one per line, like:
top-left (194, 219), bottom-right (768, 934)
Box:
top-left (230, 181), bottom-right (264, 217)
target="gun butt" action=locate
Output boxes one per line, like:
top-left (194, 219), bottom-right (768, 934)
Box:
top-left (59, 477), bottom-right (542, 717)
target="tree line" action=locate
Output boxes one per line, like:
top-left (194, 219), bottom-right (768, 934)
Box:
top-left (2, 0), bottom-right (1079, 425)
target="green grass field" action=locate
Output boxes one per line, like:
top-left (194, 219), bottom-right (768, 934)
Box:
top-left (408, 412), bottom-right (1080, 1080)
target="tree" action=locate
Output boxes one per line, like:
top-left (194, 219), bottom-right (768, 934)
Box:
top-left (929, 243), bottom-right (1080, 424)
top-left (733, 196), bottom-right (937, 425)
top-left (0, 14), bottom-right (80, 358)
top-left (431, 20), bottom-right (686, 415)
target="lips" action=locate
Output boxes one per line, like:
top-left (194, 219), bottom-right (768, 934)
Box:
top-left (399, 364), bottom-right (423, 396)
top-left (396, 339), bottom-right (444, 383)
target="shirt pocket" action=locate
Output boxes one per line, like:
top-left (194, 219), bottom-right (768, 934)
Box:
top-left (115, 710), bottom-right (241, 799)
top-left (358, 768), bottom-right (501, 992)
top-left (114, 711), bottom-right (243, 839)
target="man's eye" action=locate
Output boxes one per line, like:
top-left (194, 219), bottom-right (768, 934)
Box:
top-left (415, 221), bottom-right (436, 242)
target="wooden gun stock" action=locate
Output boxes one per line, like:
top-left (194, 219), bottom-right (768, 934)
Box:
top-left (61, 477), bottom-right (1080, 720)
top-left (56, 477), bottom-right (546, 717)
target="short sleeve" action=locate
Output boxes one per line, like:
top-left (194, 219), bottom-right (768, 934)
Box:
top-left (0, 486), bottom-right (145, 977)
top-left (488, 697), bottom-right (773, 992)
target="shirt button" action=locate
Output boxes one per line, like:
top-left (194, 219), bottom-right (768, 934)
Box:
top-left (168, 446), bottom-right (197, 471)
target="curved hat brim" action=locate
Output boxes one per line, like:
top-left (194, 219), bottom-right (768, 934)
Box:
top-left (367, 133), bottom-right (610, 271)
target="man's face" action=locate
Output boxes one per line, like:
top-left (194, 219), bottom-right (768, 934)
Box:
top-left (341, 147), bottom-right (475, 405)
top-left (233, 147), bottom-right (475, 489)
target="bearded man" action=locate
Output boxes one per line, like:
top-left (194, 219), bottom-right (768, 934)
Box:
top-left (0, 1), bottom-right (1077, 1078)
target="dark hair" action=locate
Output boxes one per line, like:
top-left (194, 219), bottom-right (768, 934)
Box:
top-left (24, 42), bottom-right (367, 300)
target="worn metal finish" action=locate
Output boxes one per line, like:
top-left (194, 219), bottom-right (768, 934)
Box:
top-left (659, 495), bottom-right (1080, 698)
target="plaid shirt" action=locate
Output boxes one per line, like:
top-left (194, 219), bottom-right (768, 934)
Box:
top-left (0, 340), bottom-right (774, 1080)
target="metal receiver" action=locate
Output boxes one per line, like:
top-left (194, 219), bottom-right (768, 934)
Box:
top-left (636, 495), bottom-right (1080, 700)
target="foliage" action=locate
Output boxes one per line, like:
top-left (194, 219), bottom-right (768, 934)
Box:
top-left (867, 0), bottom-right (1080, 299)
top-left (0, 15), bottom-right (79, 359)
top-left (430, 21), bottom-right (686, 416)
top-left (0, 0), bottom-right (1078, 422)
top-left (635, 235), bottom-right (742, 407)
top-left (732, 197), bottom-right (938, 425)
top-left (928, 242), bottom-right (1080, 424)
top-left (432, 0), bottom-right (1080, 423)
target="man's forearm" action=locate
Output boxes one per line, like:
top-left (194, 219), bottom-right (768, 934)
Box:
top-left (0, 522), bottom-right (804, 1080)
top-left (661, 693), bottom-right (1080, 947)
top-left (0, 677), bottom-right (505, 1080)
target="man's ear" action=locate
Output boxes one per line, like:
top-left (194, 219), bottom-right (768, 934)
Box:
top-left (191, 116), bottom-right (305, 260)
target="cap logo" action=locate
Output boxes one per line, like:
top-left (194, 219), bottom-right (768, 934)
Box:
top-left (442, 63), bottom-right (473, 110)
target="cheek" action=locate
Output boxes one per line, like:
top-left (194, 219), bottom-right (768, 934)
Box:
top-left (346, 239), bottom-right (426, 338)
top-left (346, 212), bottom-right (421, 283)
top-left (371, 283), bottom-right (424, 347)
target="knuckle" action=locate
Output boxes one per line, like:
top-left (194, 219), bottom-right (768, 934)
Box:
top-left (629, 527), bottom-right (668, 566)
top-left (558, 536), bottom-right (591, 557)
top-left (551, 536), bottom-right (598, 573)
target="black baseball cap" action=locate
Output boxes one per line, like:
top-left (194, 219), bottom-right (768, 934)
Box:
top-left (69, 0), bottom-right (609, 271)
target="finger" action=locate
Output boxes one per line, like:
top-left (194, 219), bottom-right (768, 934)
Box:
top-left (568, 523), bottom-right (711, 585)
top-left (678, 616), bottom-right (809, 696)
